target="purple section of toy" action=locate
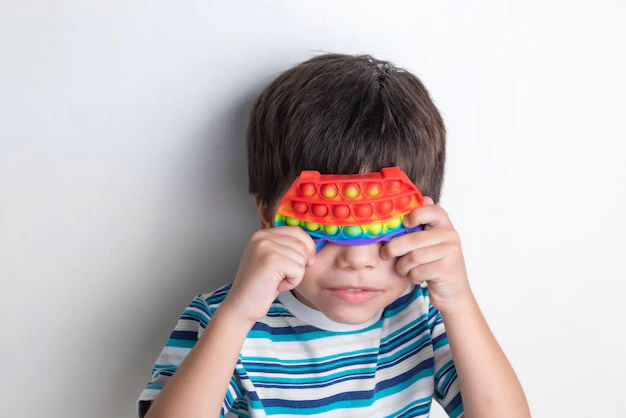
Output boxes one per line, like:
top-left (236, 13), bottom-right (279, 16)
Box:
top-left (313, 225), bottom-right (423, 252)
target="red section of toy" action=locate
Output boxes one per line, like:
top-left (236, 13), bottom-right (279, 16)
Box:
top-left (276, 167), bottom-right (424, 226)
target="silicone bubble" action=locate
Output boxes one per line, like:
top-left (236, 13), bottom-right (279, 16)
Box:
top-left (274, 166), bottom-right (425, 252)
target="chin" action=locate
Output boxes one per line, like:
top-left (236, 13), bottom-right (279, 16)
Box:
top-left (324, 307), bottom-right (378, 325)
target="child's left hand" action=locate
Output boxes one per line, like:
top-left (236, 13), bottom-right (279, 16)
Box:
top-left (380, 196), bottom-right (473, 315)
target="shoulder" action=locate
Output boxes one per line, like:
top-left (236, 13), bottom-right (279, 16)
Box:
top-left (382, 283), bottom-right (441, 334)
top-left (196, 282), bottom-right (287, 319)
top-left (385, 283), bottom-right (432, 316)
top-left (196, 282), bottom-right (234, 317)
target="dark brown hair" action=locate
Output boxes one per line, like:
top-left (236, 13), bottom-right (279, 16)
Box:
top-left (246, 53), bottom-right (446, 210)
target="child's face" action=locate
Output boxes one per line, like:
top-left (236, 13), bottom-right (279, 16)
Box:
top-left (256, 193), bottom-right (413, 325)
top-left (292, 240), bottom-right (413, 325)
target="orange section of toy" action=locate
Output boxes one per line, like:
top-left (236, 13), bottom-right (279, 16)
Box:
top-left (276, 167), bottom-right (425, 226)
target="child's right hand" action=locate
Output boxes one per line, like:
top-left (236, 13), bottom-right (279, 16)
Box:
top-left (221, 226), bottom-right (317, 326)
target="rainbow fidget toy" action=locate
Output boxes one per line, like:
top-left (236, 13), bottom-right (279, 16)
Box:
top-left (274, 167), bottom-right (425, 252)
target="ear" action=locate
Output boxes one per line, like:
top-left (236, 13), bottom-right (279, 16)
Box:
top-left (254, 195), bottom-right (274, 229)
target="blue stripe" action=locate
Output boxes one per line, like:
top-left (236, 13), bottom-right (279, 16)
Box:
top-left (241, 346), bottom-right (380, 364)
top-left (247, 320), bottom-right (383, 341)
top-left (255, 358), bottom-right (434, 413)
top-left (165, 338), bottom-right (197, 348)
top-left (432, 332), bottom-right (448, 350)
top-left (250, 340), bottom-right (433, 389)
top-left (445, 392), bottom-right (464, 417)
top-left (392, 397), bottom-right (433, 418)
top-left (242, 330), bottom-right (431, 379)
top-left (244, 352), bottom-right (378, 374)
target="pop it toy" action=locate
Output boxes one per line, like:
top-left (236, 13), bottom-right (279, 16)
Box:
top-left (274, 167), bottom-right (425, 252)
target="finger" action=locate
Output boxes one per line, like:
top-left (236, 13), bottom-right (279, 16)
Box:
top-left (395, 243), bottom-right (449, 277)
top-left (423, 196), bottom-right (435, 205)
top-left (381, 228), bottom-right (454, 260)
top-left (402, 202), bottom-right (452, 230)
top-left (271, 226), bottom-right (317, 262)
top-left (252, 229), bottom-right (309, 264)
top-left (271, 232), bottom-right (320, 266)
top-left (268, 227), bottom-right (315, 264)
top-left (275, 257), bottom-right (307, 292)
top-left (406, 258), bottom-right (445, 283)
top-left (270, 241), bottom-right (310, 267)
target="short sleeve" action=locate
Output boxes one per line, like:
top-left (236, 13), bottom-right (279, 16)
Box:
top-left (427, 298), bottom-right (464, 417)
top-left (136, 294), bottom-right (245, 418)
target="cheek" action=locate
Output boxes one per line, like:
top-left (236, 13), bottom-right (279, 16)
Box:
top-left (379, 259), bottom-right (413, 288)
top-left (379, 256), bottom-right (400, 273)
top-left (302, 262), bottom-right (326, 287)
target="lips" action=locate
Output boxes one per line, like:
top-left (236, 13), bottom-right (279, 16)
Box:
top-left (327, 288), bottom-right (382, 303)
top-left (329, 287), bottom-right (380, 291)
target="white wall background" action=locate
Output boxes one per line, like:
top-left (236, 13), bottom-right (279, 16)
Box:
top-left (1, 1), bottom-right (625, 417)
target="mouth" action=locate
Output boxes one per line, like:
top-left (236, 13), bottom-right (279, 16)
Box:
top-left (326, 287), bottom-right (382, 303)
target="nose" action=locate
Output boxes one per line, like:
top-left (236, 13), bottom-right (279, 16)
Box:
top-left (335, 243), bottom-right (381, 270)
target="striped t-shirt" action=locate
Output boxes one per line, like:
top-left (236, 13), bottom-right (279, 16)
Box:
top-left (137, 282), bottom-right (464, 417)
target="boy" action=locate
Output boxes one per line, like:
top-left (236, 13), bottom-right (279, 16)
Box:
top-left (137, 53), bottom-right (530, 417)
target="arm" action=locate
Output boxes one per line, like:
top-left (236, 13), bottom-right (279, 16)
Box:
top-left (441, 293), bottom-right (530, 417)
top-left (145, 302), bottom-right (254, 418)
top-left (144, 226), bottom-right (316, 418)
top-left (381, 197), bottom-right (531, 417)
